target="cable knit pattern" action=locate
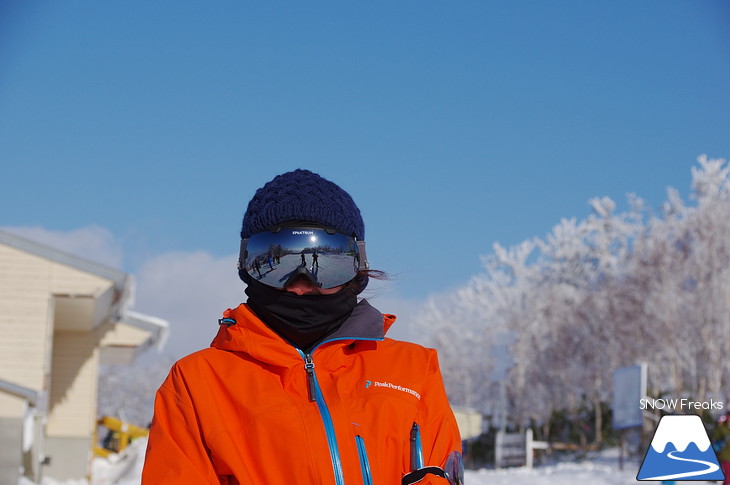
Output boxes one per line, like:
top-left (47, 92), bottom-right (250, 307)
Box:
top-left (241, 169), bottom-right (364, 240)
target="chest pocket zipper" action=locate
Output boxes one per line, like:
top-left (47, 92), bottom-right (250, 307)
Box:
top-left (355, 435), bottom-right (373, 485)
top-left (410, 422), bottom-right (424, 471)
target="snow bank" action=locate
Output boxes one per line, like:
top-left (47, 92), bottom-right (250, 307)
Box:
top-left (462, 448), bottom-right (641, 485)
top-left (29, 446), bottom-right (646, 485)
top-left (90, 437), bottom-right (146, 485)
top-left (20, 438), bottom-right (147, 485)
top-left (465, 460), bottom-right (641, 485)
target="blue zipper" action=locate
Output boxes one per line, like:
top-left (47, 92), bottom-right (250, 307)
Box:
top-left (355, 435), bottom-right (373, 485)
top-left (298, 336), bottom-right (385, 485)
top-left (300, 350), bottom-right (345, 485)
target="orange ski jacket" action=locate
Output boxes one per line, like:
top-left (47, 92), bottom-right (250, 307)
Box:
top-left (142, 300), bottom-right (462, 485)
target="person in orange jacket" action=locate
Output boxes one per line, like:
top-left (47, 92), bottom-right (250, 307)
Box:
top-left (142, 169), bottom-right (463, 485)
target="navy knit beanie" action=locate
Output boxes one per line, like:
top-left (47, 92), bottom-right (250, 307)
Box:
top-left (241, 169), bottom-right (365, 241)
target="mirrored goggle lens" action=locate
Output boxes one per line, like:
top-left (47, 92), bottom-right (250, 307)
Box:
top-left (240, 228), bottom-right (366, 289)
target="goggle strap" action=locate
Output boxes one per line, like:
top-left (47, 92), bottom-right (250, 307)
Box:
top-left (237, 239), bottom-right (248, 271)
top-left (356, 240), bottom-right (368, 271)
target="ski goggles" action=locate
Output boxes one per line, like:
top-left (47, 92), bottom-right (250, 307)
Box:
top-left (238, 225), bottom-right (368, 289)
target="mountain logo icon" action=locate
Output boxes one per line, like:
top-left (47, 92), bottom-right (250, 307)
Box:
top-left (637, 414), bottom-right (725, 481)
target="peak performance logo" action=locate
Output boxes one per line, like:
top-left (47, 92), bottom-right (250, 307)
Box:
top-left (637, 414), bottom-right (725, 481)
top-left (365, 380), bottom-right (421, 400)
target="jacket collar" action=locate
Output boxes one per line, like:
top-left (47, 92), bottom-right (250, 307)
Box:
top-left (210, 299), bottom-right (396, 366)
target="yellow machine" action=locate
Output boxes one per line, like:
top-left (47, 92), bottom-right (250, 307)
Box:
top-left (94, 416), bottom-right (149, 457)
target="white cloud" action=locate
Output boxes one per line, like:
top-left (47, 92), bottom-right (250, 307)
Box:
top-left (133, 250), bottom-right (245, 359)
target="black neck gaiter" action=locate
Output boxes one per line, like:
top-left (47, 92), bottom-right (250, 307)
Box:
top-left (245, 280), bottom-right (358, 353)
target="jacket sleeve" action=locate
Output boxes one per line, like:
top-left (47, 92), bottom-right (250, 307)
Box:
top-left (402, 349), bottom-right (463, 485)
top-left (141, 364), bottom-right (222, 485)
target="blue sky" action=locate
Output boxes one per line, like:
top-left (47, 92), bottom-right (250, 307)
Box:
top-left (2, 1), bottom-right (729, 354)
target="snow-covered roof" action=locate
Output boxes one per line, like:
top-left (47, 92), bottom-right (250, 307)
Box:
top-left (0, 229), bottom-right (129, 290)
top-left (122, 310), bottom-right (170, 351)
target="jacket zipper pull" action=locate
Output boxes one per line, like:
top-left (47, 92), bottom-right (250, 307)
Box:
top-left (304, 354), bottom-right (317, 402)
top-left (410, 422), bottom-right (423, 471)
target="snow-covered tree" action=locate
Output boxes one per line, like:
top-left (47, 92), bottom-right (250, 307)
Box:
top-left (419, 156), bottom-right (730, 440)
top-left (98, 355), bottom-right (175, 428)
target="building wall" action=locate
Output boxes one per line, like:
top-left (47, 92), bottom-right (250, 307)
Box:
top-left (0, 241), bottom-right (116, 481)
top-left (0, 243), bottom-right (111, 418)
top-left (0, 237), bottom-right (161, 482)
top-left (44, 436), bottom-right (92, 481)
top-left (46, 331), bottom-right (100, 438)
top-left (0, 244), bottom-right (55, 407)
top-left (0, 416), bottom-right (22, 485)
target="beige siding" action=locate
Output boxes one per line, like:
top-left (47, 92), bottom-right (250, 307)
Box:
top-left (0, 395), bottom-right (24, 419)
top-left (91, 284), bottom-right (117, 328)
top-left (100, 322), bottom-right (154, 364)
top-left (54, 295), bottom-right (96, 332)
top-left (0, 243), bottom-right (110, 418)
top-left (0, 245), bottom-right (54, 401)
top-left (101, 322), bottom-right (152, 348)
top-left (46, 331), bottom-right (99, 437)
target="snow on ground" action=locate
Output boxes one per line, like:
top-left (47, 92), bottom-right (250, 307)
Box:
top-left (22, 443), bottom-right (716, 485)
top-left (466, 452), bottom-right (640, 485)
top-left (19, 437), bottom-right (147, 485)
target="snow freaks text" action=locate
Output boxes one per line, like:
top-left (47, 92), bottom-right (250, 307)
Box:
top-left (640, 398), bottom-right (724, 411)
